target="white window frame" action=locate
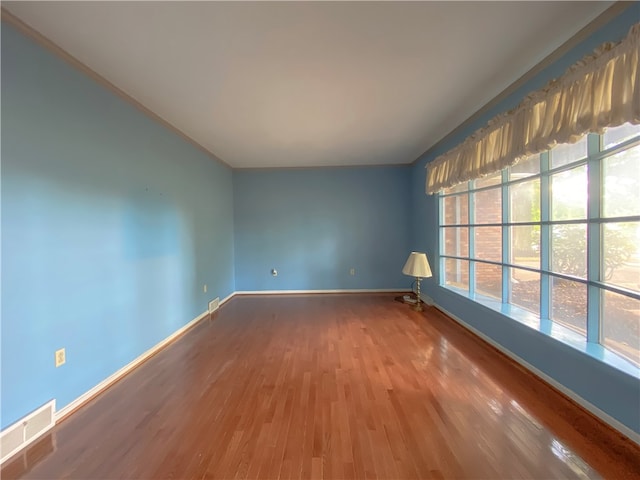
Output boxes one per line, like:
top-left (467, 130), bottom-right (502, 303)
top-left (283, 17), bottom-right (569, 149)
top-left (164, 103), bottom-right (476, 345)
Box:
top-left (438, 128), bottom-right (640, 376)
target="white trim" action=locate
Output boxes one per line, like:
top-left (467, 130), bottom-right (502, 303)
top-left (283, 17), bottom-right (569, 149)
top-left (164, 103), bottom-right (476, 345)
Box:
top-left (54, 310), bottom-right (209, 422)
top-left (433, 303), bottom-right (640, 447)
top-left (219, 292), bottom-right (236, 305)
top-left (52, 290), bottom-right (402, 423)
top-left (50, 290), bottom-right (400, 423)
top-left (235, 289), bottom-right (407, 295)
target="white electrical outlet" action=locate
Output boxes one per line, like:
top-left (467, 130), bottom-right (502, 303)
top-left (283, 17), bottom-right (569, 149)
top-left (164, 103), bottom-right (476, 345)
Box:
top-left (55, 348), bottom-right (66, 367)
top-left (203, 284), bottom-right (207, 293)
top-left (349, 268), bottom-right (356, 276)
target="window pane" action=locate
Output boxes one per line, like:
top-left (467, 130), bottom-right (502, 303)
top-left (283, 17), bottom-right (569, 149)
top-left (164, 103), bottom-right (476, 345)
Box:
top-left (550, 277), bottom-right (587, 337)
top-left (443, 227), bottom-right (469, 257)
top-left (550, 136), bottom-right (587, 168)
top-left (603, 122), bottom-right (640, 150)
top-left (444, 258), bottom-right (469, 291)
top-left (509, 179), bottom-right (540, 223)
top-left (602, 144), bottom-right (640, 218)
top-left (473, 226), bottom-right (502, 262)
top-left (551, 165), bottom-right (587, 220)
top-left (474, 187), bottom-right (501, 224)
top-left (439, 129), bottom-right (640, 373)
top-left (475, 172), bottom-right (502, 189)
top-left (602, 222), bottom-right (640, 294)
top-left (602, 289), bottom-right (640, 367)
top-left (510, 154), bottom-right (540, 179)
top-left (510, 268), bottom-right (540, 314)
top-left (510, 225), bottom-right (540, 269)
top-left (475, 262), bottom-right (502, 300)
top-left (551, 224), bottom-right (587, 278)
top-left (442, 194), bottom-right (468, 225)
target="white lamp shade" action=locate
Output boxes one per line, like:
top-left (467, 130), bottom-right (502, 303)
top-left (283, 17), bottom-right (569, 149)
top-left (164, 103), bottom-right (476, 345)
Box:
top-left (402, 252), bottom-right (432, 278)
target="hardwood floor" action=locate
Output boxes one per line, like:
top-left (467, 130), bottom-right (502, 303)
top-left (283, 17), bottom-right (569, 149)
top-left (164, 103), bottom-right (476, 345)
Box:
top-left (3, 294), bottom-right (639, 479)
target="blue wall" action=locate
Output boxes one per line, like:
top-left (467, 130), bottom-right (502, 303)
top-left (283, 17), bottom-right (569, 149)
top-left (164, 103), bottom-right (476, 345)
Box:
top-left (234, 167), bottom-right (411, 291)
top-left (1, 24), bottom-right (235, 428)
top-left (2, 3), bottom-right (639, 441)
top-left (411, 5), bottom-right (640, 436)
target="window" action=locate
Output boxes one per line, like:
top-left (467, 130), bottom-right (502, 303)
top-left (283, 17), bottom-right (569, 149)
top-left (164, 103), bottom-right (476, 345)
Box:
top-left (439, 124), bottom-right (640, 370)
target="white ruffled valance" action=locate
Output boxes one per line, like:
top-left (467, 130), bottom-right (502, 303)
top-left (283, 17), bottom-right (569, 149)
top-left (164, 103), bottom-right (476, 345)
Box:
top-left (426, 22), bottom-right (640, 194)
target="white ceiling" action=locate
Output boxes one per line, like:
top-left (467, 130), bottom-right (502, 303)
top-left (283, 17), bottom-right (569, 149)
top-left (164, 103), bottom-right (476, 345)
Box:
top-left (4, 1), bottom-right (613, 168)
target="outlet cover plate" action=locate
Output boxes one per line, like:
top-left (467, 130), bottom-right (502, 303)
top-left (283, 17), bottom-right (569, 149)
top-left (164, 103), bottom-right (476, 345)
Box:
top-left (55, 348), bottom-right (66, 367)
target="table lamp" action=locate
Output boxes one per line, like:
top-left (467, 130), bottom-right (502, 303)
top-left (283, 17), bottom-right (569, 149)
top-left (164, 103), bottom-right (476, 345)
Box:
top-left (402, 252), bottom-right (432, 311)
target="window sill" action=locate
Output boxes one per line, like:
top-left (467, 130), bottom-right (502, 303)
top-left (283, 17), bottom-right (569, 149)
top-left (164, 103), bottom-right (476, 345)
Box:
top-left (441, 285), bottom-right (640, 379)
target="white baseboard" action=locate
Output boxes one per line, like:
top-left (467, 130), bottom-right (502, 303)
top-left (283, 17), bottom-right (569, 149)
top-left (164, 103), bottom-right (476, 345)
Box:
top-left (54, 309), bottom-right (209, 422)
top-left (11, 292), bottom-right (637, 456)
top-left (219, 292), bottom-right (236, 305)
top-left (433, 303), bottom-right (640, 447)
top-left (235, 289), bottom-right (407, 295)
top-left (53, 289), bottom-right (396, 423)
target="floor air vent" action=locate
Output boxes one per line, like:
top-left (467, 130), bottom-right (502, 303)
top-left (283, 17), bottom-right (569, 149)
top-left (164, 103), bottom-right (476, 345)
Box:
top-left (208, 297), bottom-right (220, 313)
top-left (1, 400), bottom-right (55, 465)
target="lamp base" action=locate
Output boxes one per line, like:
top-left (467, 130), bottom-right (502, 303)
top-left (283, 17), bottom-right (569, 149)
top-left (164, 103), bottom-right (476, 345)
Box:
top-left (413, 277), bottom-right (423, 312)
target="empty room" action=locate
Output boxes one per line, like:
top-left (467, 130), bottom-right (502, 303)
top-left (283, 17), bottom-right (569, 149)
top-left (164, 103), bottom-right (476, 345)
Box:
top-left (1, 1), bottom-right (639, 479)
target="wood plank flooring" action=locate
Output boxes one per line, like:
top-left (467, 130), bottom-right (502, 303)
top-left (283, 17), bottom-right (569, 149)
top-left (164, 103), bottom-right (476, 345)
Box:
top-left (2, 293), bottom-right (639, 479)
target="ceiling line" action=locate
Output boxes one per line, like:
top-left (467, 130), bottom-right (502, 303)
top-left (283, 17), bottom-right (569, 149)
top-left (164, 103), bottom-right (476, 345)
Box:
top-left (234, 163), bottom-right (412, 173)
top-left (1, 7), bottom-right (232, 170)
top-left (4, 4), bottom-right (626, 173)
top-left (411, 1), bottom-right (633, 168)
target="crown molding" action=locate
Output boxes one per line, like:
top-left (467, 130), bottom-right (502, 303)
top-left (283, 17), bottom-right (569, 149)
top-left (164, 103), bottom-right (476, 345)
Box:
top-left (1, 7), bottom-right (231, 170)
top-left (412, 1), bottom-right (635, 167)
